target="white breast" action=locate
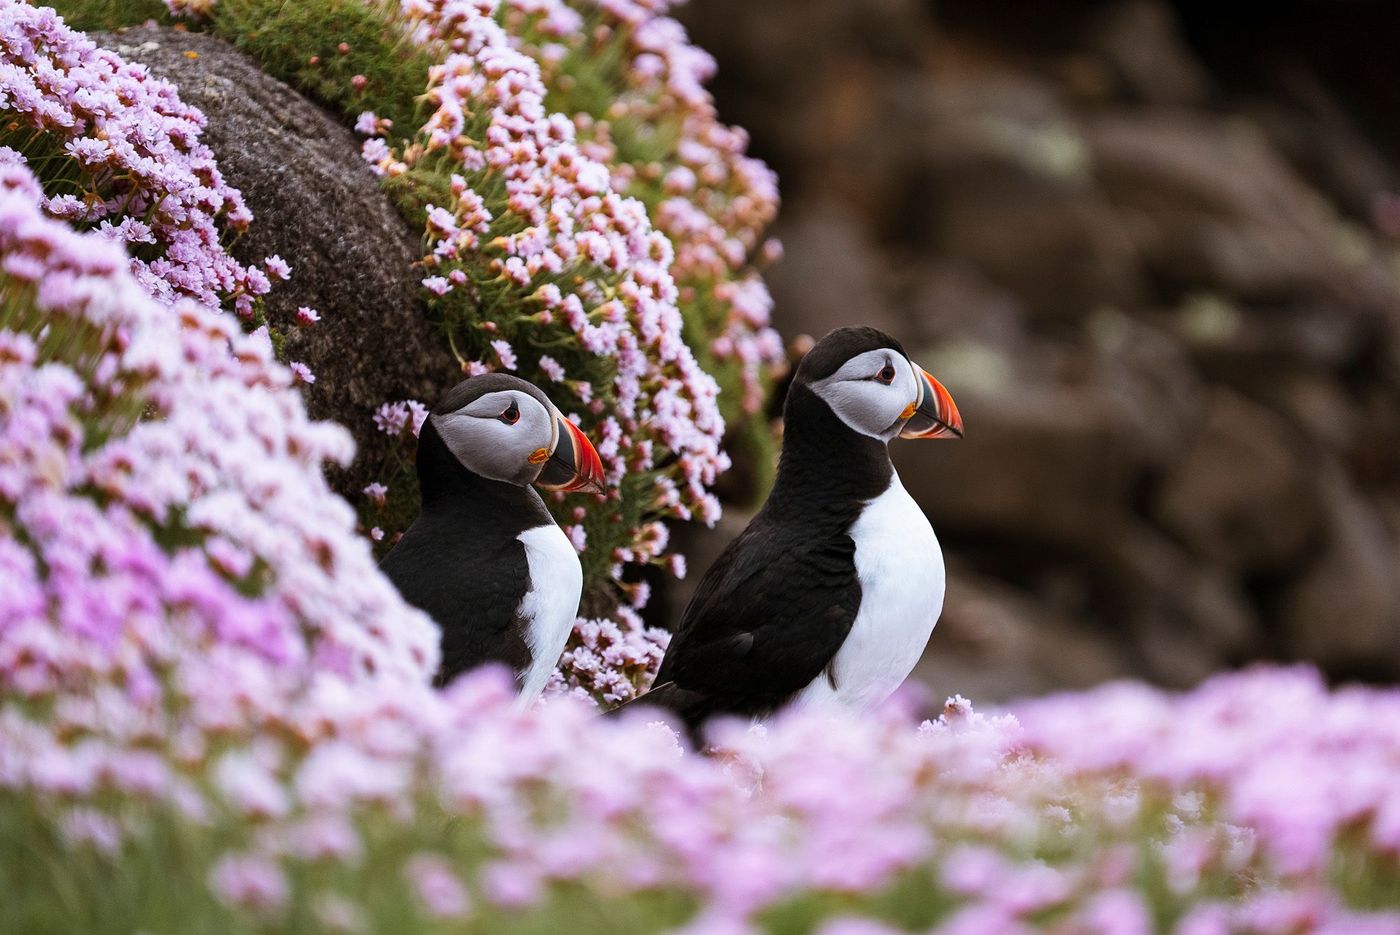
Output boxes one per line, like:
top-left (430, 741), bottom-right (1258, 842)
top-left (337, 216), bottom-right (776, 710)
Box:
top-left (514, 523), bottom-right (583, 702)
top-left (796, 471), bottom-right (944, 712)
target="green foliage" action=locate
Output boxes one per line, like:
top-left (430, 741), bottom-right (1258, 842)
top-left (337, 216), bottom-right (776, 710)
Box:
top-left (47, 0), bottom-right (168, 32)
top-left (0, 791), bottom-right (702, 935)
top-left (197, 0), bottom-right (433, 144)
top-left (51, 0), bottom-right (431, 142)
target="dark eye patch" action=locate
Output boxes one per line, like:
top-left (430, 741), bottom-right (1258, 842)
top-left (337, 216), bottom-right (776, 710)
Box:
top-left (499, 401), bottom-right (520, 425)
top-left (874, 362), bottom-right (896, 385)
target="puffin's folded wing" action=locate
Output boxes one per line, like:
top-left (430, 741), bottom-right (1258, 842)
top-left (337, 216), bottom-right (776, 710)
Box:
top-left (383, 518), bottom-right (533, 686)
top-left (654, 530), bottom-right (862, 722)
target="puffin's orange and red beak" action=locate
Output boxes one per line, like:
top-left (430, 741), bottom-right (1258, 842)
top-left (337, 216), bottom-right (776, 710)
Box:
top-left (899, 365), bottom-right (964, 440)
top-left (535, 412), bottom-right (607, 495)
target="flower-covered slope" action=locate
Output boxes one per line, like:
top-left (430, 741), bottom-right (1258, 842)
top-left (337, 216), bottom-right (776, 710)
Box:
top-left (368, 0), bottom-right (733, 534)
top-left (0, 1), bottom-right (282, 316)
top-left (497, 0), bottom-right (784, 415)
top-left (40, 0), bottom-right (781, 704)
top-left (0, 149), bottom-right (437, 706)
top-left (356, 0), bottom-right (778, 704)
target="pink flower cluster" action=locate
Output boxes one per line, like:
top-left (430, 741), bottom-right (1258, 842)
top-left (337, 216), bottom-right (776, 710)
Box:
top-left (364, 0), bottom-right (732, 532)
top-left (544, 607), bottom-right (670, 705)
top-left (1017, 667), bottom-right (1400, 886)
top-left (0, 157), bottom-right (436, 717)
top-left (10, 631), bottom-right (1400, 933)
top-left (373, 398), bottom-right (429, 438)
top-left (506, 0), bottom-right (785, 412)
top-left (0, 1), bottom-right (273, 314)
top-left (348, 0), bottom-right (781, 699)
top-left (165, 0), bottom-right (218, 19)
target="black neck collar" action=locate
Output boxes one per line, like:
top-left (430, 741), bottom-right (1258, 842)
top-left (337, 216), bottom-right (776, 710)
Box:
top-left (765, 383), bottom-right (893, 520)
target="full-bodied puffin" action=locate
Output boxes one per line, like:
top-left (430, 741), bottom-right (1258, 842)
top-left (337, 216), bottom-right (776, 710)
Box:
top-left (620, 326), bottom-right (963, 730)
top-left (380, 374), bottom-right (605, 696)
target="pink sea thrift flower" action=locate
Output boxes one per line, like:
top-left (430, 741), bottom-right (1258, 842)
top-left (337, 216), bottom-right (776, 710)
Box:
top-left (264, 255), bottom-right (292, 280)
top-left (209, 854), bottom-right (289, 913)
top-left (313, 894), bottom-right (366, 932)
top-left (373, 402), bottom-right (410, 436)
top-left (405, 854), bottom-right (471, 918)
top-left (491, 339), bottom-right (518, 371)
top-left (0, 4), bottom-right (266, 312)
top-left (538, 354), bottom-right (566, 382)
top-left (405, 400), bottom-right (430, 436)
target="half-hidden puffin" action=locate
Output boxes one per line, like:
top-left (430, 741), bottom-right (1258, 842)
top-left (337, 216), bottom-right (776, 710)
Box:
top-left (619, 326), bottom-right (963, 731)
top-left (380, 374), bottom-right (606, 696)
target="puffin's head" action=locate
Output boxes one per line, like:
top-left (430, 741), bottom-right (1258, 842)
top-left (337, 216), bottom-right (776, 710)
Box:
top-left (793, 326), bottom-right (963, 442)
top-left (427, 374), bottom-right (606, 494)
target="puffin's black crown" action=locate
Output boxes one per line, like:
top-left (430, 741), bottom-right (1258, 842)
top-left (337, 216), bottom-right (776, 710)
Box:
top-left (433, 372), bottom-right (552, 415)
top-left (793, 326), bottom-right (907, 384)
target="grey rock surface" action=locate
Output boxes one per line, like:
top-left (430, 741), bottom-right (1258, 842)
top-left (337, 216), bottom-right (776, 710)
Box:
top-left (895, 379), bottom-right (1149, 549)
top-left (1152, 389), bottom-right (1321, 572)
top-left (766, 199), bottom-right (901, 340)
top-left (914, 563), bottom-right (1136, 703)
top-left (1281, 466), bottom-right (1400, 674)
top-left (99, 26), bottom-right (459, 494)
top-left (1084, 0), bottom-right (1212, 107)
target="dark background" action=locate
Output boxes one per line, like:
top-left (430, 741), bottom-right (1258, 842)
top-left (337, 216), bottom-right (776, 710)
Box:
top-left (670, 0), bottom-right (1400, 700)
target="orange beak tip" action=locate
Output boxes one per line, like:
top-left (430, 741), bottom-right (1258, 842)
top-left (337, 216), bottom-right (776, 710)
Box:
top-left (901, 366), bottom-right (965, 440)
top-left (564, 419), bottom-right (607, 495)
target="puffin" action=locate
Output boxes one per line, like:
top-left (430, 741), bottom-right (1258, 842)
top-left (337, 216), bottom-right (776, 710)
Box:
top-left (380, 374), bottom-right (606, 696)
top-left (620, 326), bottom-right (963, 731)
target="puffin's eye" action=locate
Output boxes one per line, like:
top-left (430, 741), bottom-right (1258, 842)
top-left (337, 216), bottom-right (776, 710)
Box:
top-left (874, 363), bottom-right (897, 385)
top-left (499, 402), bottom-right (520, 425)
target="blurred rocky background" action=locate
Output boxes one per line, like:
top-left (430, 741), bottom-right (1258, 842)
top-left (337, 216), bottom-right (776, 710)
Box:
top-left (672, 0), bottom-right (1400, 700)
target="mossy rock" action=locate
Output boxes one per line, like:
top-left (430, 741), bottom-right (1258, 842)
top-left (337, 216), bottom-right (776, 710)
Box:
top-left (99, 26), bottom-right (460, 496)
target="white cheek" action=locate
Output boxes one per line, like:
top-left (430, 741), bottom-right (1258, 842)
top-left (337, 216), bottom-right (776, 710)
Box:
top-left (433, 410), bottom-right (484, 458)
top-left (433, 413), bottom-right (524, 480)
top-left (433, 393), bottom-right (557, 484)
top-left (818, 381), bottom-right (908, 439)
